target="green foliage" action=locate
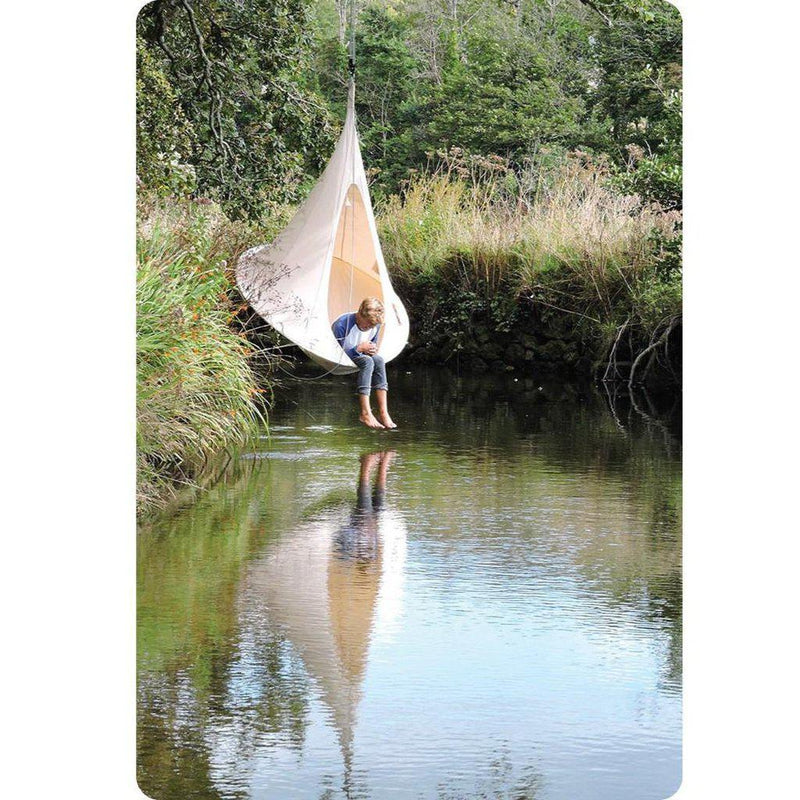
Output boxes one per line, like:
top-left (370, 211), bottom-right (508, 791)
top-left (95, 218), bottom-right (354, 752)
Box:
top-left (352, 5), bottom-right (424, 194)
top-left (635, 264), bottom-right (681, 334)
top-left (650, 227), bottom-right (682, 278)
top-left (612, 62), bottom-right (682, 208)
top-left (616, 148), bottom-right (682, 209)
top-left (303, 0), bottom-right (682, 204)
top-left (136, 196), bottom-right (267, 513)
top-left (577, 0), bottom-right (665, 24)
top-left (136, 0), bottom-right (682, 213)
top-left (136, 36), bottom-right (197, 195)
top-left (137, 0), bottom-right (335, 216)
top-left (590, 2), bottom-right (682, 155)
top-left (420, 32), bottom-right (582, 159)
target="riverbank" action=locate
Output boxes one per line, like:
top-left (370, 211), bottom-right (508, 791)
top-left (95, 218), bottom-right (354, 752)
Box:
top-left (380, 152), bottom-right (682, 390)
top-left (136, 195), bottom-right (289, 515)
top-left (137, 157), bottom-right (681, 515)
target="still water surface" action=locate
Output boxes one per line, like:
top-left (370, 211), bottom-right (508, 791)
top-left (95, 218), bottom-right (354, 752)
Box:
top-left (138, 369), bottom-right (681, 800)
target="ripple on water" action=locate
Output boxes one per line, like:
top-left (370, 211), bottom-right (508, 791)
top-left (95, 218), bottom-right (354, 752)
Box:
top-left (240, 449), bottom-right (329, 461)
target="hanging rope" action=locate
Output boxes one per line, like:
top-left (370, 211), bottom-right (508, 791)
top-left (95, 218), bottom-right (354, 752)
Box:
top-left (348, 0), bottom-right (356, 77)
top-left (347, 0), bottom-right (358, 314)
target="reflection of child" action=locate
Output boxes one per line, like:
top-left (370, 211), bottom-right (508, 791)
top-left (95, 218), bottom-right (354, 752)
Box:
top-left (334, 451), bottom-right (396, 562)
top-left (331, 297), bottom-right (397, 430)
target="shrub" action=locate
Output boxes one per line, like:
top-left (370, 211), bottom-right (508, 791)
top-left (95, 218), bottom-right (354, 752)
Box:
top-left (136, 37), bottom-right (197, 196)
top-left (136, 197), bottom-right (271, 514)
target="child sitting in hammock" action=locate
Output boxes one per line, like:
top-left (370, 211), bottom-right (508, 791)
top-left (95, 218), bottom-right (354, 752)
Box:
top-left (332, 297), bottom-right (397, 430)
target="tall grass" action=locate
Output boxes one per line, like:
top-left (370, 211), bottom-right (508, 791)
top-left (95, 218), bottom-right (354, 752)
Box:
top-left (136, 197), bottom-right (281, 514)
top-left (378, 149), bottom-right (682, 362)
top-left (379, 153), bottom-right (524, 291)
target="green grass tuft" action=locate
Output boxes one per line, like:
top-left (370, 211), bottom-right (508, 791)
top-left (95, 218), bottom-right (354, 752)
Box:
top-left (136, 197), bottom-right (281, 515)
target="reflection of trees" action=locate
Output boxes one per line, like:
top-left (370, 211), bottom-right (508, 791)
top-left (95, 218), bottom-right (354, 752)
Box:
top-left (137, 622), bottom-right (309, 800)
top-left (402, 369), bottom-right (681, 692)
top-left (138, 458), bottom-right (262, 677)
top-left (389, 368), bottom-right (680, 473)
top-left (646, 568), bottom-right (682, 691)
top-left (137, 460), bottom-right (312, 799)
top-left (137, 670), bottom-right (224, 800)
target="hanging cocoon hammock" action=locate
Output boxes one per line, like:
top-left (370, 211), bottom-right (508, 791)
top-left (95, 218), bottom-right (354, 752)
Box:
top-left (236, 82), bottom-right (410, 375)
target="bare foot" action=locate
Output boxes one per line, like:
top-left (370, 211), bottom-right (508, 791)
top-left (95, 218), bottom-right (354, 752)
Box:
top-left (360, 412), bottom-right (385, 429)
top-left (378, 414), bottom-right (397, 429)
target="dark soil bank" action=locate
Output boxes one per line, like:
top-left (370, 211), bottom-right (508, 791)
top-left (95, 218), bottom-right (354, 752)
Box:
top-left (237, 282), bottom-right (681, 394)
top-left (392, 280), bottom-right (682, 393)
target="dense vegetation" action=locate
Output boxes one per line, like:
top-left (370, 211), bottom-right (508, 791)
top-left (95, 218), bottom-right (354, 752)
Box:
top-left (136, 195), bottom-right (289, 510)
top-left (137, 0), bottom-right (681, 209)
top-left (136, 0), bottom-right (681, 512)
top-left (380, 148), bottom-right (680, 378)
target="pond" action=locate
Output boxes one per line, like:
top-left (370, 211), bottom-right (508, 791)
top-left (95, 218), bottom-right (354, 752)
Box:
top-left (137, 367), bottom-right (681, 800)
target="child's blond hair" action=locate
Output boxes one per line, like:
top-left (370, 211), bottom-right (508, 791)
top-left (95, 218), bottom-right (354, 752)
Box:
top-left (358, 297), bottom-right (384, 324)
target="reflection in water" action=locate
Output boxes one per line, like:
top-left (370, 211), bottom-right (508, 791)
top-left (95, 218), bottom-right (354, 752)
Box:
top-left (138, 369), bottom-right (680, 800)
top-left (333, 451), bottom-right (394, 562)
top-left (231, 451), bottom-right (406, 798)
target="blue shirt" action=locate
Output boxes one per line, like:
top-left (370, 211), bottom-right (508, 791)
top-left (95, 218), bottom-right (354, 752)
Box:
top-left (331, 312), bottom-right (381, 361)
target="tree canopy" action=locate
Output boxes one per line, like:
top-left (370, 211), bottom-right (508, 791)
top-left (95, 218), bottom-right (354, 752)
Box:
top-left (136, 0), bottom-right (681, 213)
top-left (137, 0), bottom-right (336, 216)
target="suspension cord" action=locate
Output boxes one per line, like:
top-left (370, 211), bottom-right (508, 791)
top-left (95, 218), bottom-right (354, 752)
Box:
top-left (348, 0), bottom-right (356, 77)
top-left (346, 0), bottom-right (357, 328)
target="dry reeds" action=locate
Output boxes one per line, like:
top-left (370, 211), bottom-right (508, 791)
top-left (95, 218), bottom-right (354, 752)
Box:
top-left (378, 148), bottom-right (682, 354)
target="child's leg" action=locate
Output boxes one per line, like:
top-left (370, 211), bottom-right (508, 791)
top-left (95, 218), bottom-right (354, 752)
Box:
top-left (353, 355), bottom-right (384, 428)
top-left (370, 354), bottom-right (388, 392)
top-left (354, 354), bottom-right (375, 395)
top-left (369, 356), bottom-right (396, 427)
top-left (374, 389), bottom-right (396, 429)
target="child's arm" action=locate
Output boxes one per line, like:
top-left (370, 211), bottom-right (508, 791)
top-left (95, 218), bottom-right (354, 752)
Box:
top-left (332, 314), bottom-right (360, 360)
top-left (370, 324), bottom-right (381, 353)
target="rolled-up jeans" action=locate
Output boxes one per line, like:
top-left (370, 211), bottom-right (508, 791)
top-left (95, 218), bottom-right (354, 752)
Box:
top-left (353, 353), bottom-right (388, 395)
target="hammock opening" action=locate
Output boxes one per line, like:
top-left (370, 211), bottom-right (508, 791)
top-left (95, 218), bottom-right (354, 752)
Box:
top-left (328, 184), bottom-right (383, 326)
top-left (328, 552), bottom-right (380, 684)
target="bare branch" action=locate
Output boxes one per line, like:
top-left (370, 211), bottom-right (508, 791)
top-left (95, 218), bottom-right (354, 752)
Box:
top-left (602, 316), bottom-right (630, 382)
top-left (628, 315), bottom-right (680, 389)
top-left (180, 0), bottom-right (230, 162)
top-left (578, 0), bottom-right (614, 27)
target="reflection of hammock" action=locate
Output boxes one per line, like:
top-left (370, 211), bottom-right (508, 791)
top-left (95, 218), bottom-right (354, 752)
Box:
top-left (235, 79), bottom-right (410, 376)
top-left (239, 506), bottom-right (407, 779)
